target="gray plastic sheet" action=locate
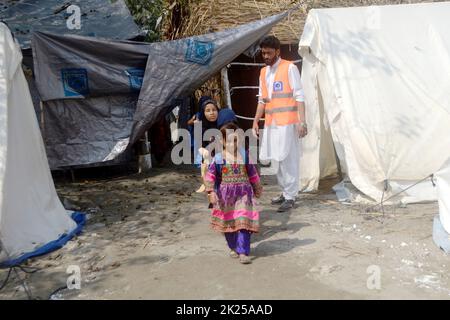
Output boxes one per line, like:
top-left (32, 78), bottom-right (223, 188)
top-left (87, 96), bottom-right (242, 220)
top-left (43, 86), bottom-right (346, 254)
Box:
top-left (32, 32), bottom-right (150, 168)
top-left (0, 0), bottom-right (142, 49)
top-left (32, 11), bottom-right (288, 168)
top-left (131, 11), bottom-right (288, 144)
top-left (43, 94), bottom-right (137, 169)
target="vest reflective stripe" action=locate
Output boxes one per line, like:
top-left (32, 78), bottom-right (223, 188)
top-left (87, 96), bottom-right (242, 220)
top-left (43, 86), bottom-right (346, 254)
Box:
top-left (271, 92), bottom-right (294, 99)
top-left (265, 106), bottom-right (298, 114)
top-left (260, 59), bottom-right (299, 126)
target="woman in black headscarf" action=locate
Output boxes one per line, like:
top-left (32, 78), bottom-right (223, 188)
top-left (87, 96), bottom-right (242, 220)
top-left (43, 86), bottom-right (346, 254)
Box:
top-left (188, 98), bottom-right (220, 192)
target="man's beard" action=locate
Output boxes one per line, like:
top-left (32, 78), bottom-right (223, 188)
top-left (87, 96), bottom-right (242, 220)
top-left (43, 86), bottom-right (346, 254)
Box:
top-left (264, 55), bottom-right (278, 66)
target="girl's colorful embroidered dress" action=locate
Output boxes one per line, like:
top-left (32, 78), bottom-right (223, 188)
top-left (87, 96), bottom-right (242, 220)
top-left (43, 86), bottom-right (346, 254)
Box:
top-left (204, 157), bottom-right (262, 234)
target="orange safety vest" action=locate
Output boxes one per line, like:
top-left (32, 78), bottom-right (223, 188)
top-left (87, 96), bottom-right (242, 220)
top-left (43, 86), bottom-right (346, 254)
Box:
top-left (260, 59), bottom-right (299, 126)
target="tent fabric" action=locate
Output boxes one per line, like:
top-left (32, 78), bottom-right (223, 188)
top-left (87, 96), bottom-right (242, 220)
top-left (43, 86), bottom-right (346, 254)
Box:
top-left (130, 11), bottom-right (289, 144)
top-left (32, 32), bottom-right (151, 101)
top-left (0, 23), bottom-right (81, 264)
top-left (0, 0), bottom-right (142, 49)
top-left (1, 212), bottom-right (85, 268)
top-left (298, 2), bottom-right (450, 203)
top-left (42, 95), bottom-right (138, 169)
top-left (436, 159), bottom-right (450, 234)
top-left (432, 215), bottom-right (450, 254)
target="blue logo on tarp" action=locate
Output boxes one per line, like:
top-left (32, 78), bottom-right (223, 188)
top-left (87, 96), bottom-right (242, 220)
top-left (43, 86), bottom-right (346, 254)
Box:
top-left (126, 68), bottom-right (145, 92)
top-left (273, 81), bottom-right (283, 92)
top-left (185, 39), bottom-right (214, 65)
top-left (61, 68), bottom-right (89, 97)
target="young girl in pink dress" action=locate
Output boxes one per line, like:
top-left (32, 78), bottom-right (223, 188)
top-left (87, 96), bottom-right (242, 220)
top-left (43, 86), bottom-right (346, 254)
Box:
top-left (204, 122), bottom-right (262, 264)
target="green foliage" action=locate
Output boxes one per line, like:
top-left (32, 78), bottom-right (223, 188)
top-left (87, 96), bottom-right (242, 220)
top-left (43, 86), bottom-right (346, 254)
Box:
top-left (125, 0), bottom-right (164, 42)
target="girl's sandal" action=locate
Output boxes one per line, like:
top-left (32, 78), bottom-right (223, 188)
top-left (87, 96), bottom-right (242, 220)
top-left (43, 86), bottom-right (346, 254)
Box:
top-left (239, 254), bottom-right (252, 264)
top-left (229, 250), bottom-right (239, 258)
top-left (196, 184), bottom-right (206, 193)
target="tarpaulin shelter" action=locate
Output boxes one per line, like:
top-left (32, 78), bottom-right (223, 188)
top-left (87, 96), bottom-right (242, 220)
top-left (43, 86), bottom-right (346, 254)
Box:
top-left (32, 33), bottom-right (151, 169)
top-left (1, 0), bottom-right (144, 169)
top-left (32, 10), bottom-right (290, 168)
top-left (131, 10), bottom-right (290, 144)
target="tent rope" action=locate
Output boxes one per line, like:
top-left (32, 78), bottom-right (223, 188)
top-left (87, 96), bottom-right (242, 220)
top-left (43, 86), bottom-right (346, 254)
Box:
top-left (363, 174), bottom-right (434, 214)
top-left (1, 262), bottom-right (67, 300)
top-left (48, 285), bottom-right (69, 300)
top-left (380, 188), bottom-right (385, 217)
top-left (17, 265), bottom-right (40, 274)
top-left (0, 265), bottom-right (34, 300)
top-left (0, 237), bottom-right (34, 300)
top-left (431, 174), bottom-right (436, 187)
top-left (0, 268), bottom-right (12, 291)
top-left (0, 238), bottom-right (68, 300)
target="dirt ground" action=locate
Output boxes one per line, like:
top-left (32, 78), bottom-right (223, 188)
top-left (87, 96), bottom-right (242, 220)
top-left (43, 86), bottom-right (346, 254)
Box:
top-left (1, 165), bottom-right (449, 300)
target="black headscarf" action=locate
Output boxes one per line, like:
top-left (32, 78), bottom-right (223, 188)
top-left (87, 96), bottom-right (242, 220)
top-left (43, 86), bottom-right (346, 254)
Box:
top-left (198, 98), bottom-right (219, 147)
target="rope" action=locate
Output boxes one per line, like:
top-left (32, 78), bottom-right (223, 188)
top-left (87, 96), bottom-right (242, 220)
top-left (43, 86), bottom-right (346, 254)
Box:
top-left (1, 263), bottom-right (66, 300)
top-left (0, 236), bottom-right (34, 300)
top-left (236, 114), bottom-right (257, 121)
top-left (363, 174), bottom-right (434, 213)
top-left (11, 266), bottom-right (33, 300)
top-left (431, 174), bottom-right (436, 187)
top-left (48, 285), bottom-right (69, 300)
top-left (380, 187), bottom-right (385, 217)
top-left (17, 265), bottom-right (40, 274)
top-left (0, 235), bottom-right (69, 300)
top-left (0, 265), bottom-right (34, 300)
top-left (228, 59), bottom-right (302, 67)
top-left (230, 86), bottom-right (259, 92)
top-left (236, 114), bottom-right (265, 121)
top-left (0, 268), bottom-right (13, 291)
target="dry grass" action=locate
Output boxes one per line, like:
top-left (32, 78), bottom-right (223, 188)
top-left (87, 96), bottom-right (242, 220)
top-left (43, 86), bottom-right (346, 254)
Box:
top-left (163, 0), bottom-right (438, 43)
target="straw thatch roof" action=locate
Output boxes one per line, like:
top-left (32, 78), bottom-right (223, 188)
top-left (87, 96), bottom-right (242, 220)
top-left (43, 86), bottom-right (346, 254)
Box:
top-left (163, 0), bottom-right (439, 43)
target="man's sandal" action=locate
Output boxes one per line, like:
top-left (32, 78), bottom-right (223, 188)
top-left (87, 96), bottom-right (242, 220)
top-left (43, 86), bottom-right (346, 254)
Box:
top-left (239, 254), bottom-right (252, 264)
top-left (229, 250), bottom-right (239, 258)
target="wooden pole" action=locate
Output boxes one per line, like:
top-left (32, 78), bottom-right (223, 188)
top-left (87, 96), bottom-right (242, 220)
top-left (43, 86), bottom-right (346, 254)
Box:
top-left (221, 66), bottom-right (232, 109)
top-left (138, 131), bottom-right (152, 174)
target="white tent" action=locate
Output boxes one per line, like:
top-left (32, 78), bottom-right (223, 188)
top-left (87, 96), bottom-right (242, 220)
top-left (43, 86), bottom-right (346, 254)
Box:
top-left (0, 23), bottom-right (83, 266)
top-left (298, 2), bottom-right (450, 232)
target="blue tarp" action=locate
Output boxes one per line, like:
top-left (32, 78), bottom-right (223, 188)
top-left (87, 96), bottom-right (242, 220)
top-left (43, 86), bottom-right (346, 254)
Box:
top-left (1, 212), bottom-right (86, 268)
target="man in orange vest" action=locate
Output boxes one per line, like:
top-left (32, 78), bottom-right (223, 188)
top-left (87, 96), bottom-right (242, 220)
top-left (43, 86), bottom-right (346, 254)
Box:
top-left (252, 35), bottom-right (307, 212)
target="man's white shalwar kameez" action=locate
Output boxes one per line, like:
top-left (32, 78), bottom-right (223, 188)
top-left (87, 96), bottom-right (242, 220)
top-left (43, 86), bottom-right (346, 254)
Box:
top-left (259, 58), bottom-right (304, 201)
